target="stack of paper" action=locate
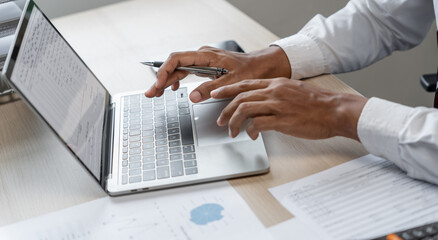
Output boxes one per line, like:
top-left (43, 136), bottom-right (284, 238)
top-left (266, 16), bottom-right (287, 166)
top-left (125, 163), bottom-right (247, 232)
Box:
top-left (270, 154), bottom-right (438, 239)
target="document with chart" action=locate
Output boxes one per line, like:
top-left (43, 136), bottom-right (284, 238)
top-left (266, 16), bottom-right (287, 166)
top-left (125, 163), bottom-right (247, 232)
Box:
top-left (269, 154), bottom-right (438, 240)
top-left (0, 181), bottom-right (273, 240)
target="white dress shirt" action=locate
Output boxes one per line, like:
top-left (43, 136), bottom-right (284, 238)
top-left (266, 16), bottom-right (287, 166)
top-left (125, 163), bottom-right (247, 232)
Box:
top-left (272, 0), bottom-right (438, 185)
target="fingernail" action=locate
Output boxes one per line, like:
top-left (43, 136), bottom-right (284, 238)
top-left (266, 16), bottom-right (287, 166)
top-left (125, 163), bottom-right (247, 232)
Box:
top-left (228, 128), bottom-right (233, 138)
top-left (210, 88), bottom-right (220, 98)
top-left (217, 117), bottom-right (222, 126)
top-left (190, 91), bottom-right (202, 102)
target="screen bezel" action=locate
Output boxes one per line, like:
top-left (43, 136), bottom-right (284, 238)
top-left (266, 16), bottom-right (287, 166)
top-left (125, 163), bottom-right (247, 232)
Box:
top-left (3, 0), bottom-right (112, 186)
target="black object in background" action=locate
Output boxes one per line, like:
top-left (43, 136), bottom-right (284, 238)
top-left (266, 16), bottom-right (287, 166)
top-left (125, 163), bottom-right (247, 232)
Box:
top-left (372, 220), bottom-right (438, 240)
top-left (420, 73), bottom-right (437, 92)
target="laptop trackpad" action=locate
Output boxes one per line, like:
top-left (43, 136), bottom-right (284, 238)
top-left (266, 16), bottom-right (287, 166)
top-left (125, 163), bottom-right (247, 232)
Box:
top-left (193, 101), bottom-right (251, 147)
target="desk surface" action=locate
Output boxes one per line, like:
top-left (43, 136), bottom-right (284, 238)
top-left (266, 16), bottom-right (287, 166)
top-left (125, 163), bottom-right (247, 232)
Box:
top-left (0, 0), bottom-right (367, 228)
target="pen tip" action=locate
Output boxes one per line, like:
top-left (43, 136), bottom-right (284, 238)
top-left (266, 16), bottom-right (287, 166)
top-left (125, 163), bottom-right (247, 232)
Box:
top-left (141, 61), bottom-right (153, 66)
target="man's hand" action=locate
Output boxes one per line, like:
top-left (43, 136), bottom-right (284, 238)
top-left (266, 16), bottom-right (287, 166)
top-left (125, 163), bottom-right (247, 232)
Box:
top-left (145, 46), bottom-right (290, 103)
top-left (210, 78), bottom-right (368, 141)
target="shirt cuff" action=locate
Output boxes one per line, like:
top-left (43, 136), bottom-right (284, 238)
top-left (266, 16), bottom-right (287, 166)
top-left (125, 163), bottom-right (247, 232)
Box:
top-left (357, 97), bottom-right (412, 171)
top-left (270, 34), bottom-right (329, 79)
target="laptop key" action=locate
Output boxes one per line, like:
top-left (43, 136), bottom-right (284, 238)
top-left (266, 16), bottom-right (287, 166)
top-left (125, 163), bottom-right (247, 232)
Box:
top-left (168, 134), bottom-right (180, 141)
top-left (143, 156), bottom-right (154, 162)
top-left (155, 126), bottom-right (166, 134)
top-left (122, 167), bottom-right (128, 174)
top-left (122, 174), bottom-right (128, 184)
top-left (157, 159), bottom-right (169, 166)
top-left (142, 130), bottom-right (154, 137)
top-left (122, 147), bottom-right (128, 153)
top-left (142, 119), bottom-right (153, 125)
top-left (129, 155), bottom-right (141, 162)
top-left (178, 102), bottom-right (189, 108)
top-left (167, 116), bottom-right (178, 123)
top-left (179, 115), bottom-right (194, 145)
top-left (179, 108), bottom-right (190, 115)
top-left (142, 124), bottom-right (153, 131)
top-left (130, 108), bottom-right (140, 113)
top-left (185, 167), bottom-right (198, 175)
top-left (169, 140), bottom-right (181, 147)
top-left (154, 121), bottom-right (165, 128)
top-left (123, 141), bottom-right (128, 147)
top-left (129, 162), bottom-right (141, 168)
top-left (184, 153), bottom-right (196, 160)
top-left (129, 176), bottom-right (142, 183)
top-left (169, 147), bottom-right (181, 154)
top-left (130, 148), bottom-right (141, 155)
top-left (168, 128), bottom-right (179, 135)
top-left (129, 142), bottom-right (141, 148)
top-left (170, 154), bottom-right (182, 161)
top-left (122, 160), bottom-right (128, 167)
top-left (122, 153), bottom-right (128, 160)
top-left (143, 170), bottom-right (156, 181)
top-left (155, 133), bottom-right (167, 140)
top-left (184, 160), bottom-right (197, 168)
top-left (143, 163), bottom-right (155, 169)
top-left (142, 149), bottom-right (154, 156)
top-left (130, 135), bottom-right (141, 141)
top-left (142, 136), bottom-right (154, 143)
top-left (167, 122), bottom-right (179, 129)
top-left (167, 110), bottom-right (178, 117)
top-left (154, 105), bottom-right (165, 111)
top-left (129, 129), bottom-right (141, 136)
top-left (166, 105), bottom-right (177, 111)
top-left (171, 161), bottom-right (184, 177)
top-left (130, 118), bottom-right (140, 124)
top-left (156, 152), bottom-right (168, 159)
top-left (157, 166), bottom-right (170, 179)
top-left (183, 145), bottom-right (195, 153)
top-left (156, 146), bottom-right (168, 152)
top-left (142, 142), bottom-right (154, 150)
top-left (156, 139), bottom-right (167, 146)
top-left (129, 168), bottom-right (141, 176)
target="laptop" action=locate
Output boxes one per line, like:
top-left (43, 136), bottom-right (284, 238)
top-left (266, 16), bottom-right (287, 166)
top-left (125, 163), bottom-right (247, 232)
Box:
top-left (1, 0), bottom-right (269, 196)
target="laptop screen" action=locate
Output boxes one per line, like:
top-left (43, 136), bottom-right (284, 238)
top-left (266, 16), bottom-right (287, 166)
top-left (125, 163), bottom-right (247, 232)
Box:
top-left (5, 2), bottom-right (109, 181)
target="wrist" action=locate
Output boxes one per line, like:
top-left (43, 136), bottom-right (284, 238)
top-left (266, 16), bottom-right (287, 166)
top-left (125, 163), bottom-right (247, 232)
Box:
top-left (247, 46), bottom-right (291, 79)
top-left (332, 93), bottom-right (368, 141)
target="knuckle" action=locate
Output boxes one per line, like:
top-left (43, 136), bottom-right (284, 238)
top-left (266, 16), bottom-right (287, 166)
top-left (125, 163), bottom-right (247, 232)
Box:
top-left (237, 102), bottom-right (250, 113)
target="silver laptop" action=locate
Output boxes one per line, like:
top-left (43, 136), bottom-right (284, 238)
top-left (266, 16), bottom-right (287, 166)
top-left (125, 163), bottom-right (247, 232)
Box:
top-left (1, 0), bottom-right (269, 196)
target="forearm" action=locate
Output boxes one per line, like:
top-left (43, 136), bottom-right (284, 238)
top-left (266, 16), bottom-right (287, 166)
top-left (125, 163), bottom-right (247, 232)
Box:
top-left (358, 98), bottom-right (438, 185)
top-left (272, 0), bottom-right (434, 79)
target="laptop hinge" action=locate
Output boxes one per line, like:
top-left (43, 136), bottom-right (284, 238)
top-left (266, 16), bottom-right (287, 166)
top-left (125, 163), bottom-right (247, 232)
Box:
top-left (100, 101), bottom-right (115, 189)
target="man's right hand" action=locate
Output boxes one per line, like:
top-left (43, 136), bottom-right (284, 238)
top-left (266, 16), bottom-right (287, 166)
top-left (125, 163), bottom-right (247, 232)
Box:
top-left (144, 45), bottom-right (291, 103)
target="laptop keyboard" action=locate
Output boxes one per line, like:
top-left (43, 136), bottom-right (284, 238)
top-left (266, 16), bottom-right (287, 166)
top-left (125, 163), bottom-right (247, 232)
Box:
top-left (120, 87), bottom-right (198, 185)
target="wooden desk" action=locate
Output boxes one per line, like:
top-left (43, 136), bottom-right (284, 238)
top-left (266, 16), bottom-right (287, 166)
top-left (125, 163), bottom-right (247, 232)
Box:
top-left (0, 0), bottom-right (367, 228)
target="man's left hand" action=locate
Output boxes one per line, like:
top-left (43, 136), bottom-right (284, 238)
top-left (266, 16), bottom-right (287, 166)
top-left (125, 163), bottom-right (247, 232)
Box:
top-left (210, 78), bottom-right (368, 141)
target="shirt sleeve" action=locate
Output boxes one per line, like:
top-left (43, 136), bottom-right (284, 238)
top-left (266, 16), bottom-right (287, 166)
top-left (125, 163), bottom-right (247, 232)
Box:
top-left (271, 0), bottom-right (435, 79)
top-left (358, 98), bottom-right (438, 185)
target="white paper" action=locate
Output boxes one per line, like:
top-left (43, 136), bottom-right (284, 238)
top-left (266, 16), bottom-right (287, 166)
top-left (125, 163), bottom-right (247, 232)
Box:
top-left (269, 154), bottom-right (438, 240)
top-left (0, 181), bottom-right (273, 240)
top-left (268, 218), bottom-right (320, 240)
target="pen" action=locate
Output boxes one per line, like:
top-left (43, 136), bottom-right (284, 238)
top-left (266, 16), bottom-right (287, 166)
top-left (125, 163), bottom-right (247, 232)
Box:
top-left (141, 61), bottom-right (228, 77)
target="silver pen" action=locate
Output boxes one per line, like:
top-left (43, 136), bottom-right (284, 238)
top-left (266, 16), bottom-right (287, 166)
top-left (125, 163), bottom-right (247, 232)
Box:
top-left (141, 61), bottom-right (228, 77)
